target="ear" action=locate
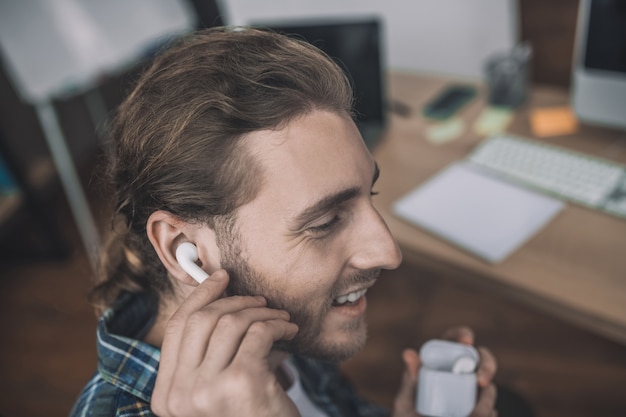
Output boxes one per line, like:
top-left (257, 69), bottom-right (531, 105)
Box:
top-left (146, 210), bottom-right (221, 286)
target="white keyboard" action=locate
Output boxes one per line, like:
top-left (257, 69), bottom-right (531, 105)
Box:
top-left (467, 135), bottom-right (626, 218)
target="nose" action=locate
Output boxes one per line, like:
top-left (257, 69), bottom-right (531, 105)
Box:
top-left (348, 206), bottom-right (403, 271)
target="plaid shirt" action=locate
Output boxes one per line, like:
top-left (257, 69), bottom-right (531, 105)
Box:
top-left (70, 291), bottom-right (389, 417)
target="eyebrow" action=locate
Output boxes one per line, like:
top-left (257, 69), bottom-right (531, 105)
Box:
top-left (290, 162), bottom-right (380, 229)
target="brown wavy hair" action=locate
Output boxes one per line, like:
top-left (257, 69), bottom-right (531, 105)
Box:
top-left (90, 27), bottom-right (354, 314)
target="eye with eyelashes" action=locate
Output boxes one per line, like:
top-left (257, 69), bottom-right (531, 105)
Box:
top-left (306, 190), bottom-right (380, 236)
top-left (307, 214), bottom-right (342, 235)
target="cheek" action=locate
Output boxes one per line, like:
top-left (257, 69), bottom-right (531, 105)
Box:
top-left (240, 211), bottom-right (350, 301)
top-left (261, 242), bottom-right (344, 302)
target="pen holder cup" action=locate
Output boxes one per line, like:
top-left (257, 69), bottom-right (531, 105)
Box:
top-left (484, 43), bottom-right (532, 108)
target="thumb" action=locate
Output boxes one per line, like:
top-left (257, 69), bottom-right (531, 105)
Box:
top-left (392, 349), bottom-right (421, 416)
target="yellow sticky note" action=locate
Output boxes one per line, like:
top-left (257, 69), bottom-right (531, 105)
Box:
top-left (425, 118), bottom-right (465, 145)
top-left (530, 106), bottom-right (579, 137)
top-left (474, 106), bottom-right (514, 136)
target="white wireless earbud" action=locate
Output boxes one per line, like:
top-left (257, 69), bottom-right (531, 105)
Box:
top-left (452, 356), bottom-right (477, 374)
top-left (175, 242), bottom-right (209, 284)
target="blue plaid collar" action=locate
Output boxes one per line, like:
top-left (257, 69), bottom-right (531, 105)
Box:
top-left (96, 291), bottom-right (160, 403)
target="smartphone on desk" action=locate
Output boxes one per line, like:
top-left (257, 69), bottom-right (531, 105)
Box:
top-left (422, 84), bottom-right (476, 120)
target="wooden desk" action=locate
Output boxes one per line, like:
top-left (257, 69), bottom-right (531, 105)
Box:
top-left (374, 71), bottom-right (626, 345)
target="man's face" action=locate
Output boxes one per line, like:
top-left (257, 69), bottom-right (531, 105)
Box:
top-left (217, 110), bottom-right (402, 361)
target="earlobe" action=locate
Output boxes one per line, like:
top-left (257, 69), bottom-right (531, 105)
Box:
top-left (146, 211), bottom-right (221, 285)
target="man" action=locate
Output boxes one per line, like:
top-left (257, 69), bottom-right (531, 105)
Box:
top-left (71, 27), bottom-right (497, 416)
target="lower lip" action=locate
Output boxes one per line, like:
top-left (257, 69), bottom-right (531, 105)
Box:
top-left (331, 294), bottom-right (367, 318)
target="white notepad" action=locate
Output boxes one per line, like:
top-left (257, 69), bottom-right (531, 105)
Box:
top-left (393, 162), bottom-right (565, 263)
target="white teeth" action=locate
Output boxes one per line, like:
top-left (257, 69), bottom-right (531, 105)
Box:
top-left (334, 289), bottom-right (367, 305)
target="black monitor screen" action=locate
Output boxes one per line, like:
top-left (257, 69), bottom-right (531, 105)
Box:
top-left (584, 0), bottom-right (626, 73)
top-left (256, 19), bottom-right (385, 127)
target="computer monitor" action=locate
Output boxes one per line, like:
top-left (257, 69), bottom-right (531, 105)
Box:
top-left (572, 0), bottom-right (626, 131)
top-left (253, 18), bottom-right (387, 149)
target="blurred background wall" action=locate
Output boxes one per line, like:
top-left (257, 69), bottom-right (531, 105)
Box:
top-left (220, 0), bottom-right (517, 78)
top-left (0, 0), bottom-right (579, 202)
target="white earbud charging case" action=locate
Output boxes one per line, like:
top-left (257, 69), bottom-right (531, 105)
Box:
top-left (416, 339), bottom-right (479, 417)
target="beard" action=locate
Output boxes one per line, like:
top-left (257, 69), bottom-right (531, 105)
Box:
top-left (216, 222), bottom-right (377, 361)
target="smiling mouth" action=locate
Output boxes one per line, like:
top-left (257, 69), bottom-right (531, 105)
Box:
top-left (332, 288), bottom-right (368, 307)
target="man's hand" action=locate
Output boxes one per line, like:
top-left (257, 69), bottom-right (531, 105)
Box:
top-left (151, 269), bottom-right (301, 417)
top-left (392, 326), bottom-right (498, 417)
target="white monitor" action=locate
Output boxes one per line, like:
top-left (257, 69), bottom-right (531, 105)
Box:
top-left (572, 0), bottom-right (626, 131)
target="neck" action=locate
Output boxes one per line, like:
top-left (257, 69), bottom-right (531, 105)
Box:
top-left (269, 350), bottom-right (289, 371)
top-left (142, 297), bottom-right (176, 348)
top-left (271, 350), bottom-right (293, 390)
top-left (143, 282), bottom-right (195, 348)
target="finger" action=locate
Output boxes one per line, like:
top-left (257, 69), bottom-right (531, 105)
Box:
top-left (403, 348), bottom-right (421, 379)
top-left (154, 270), bottom-right (232, 399)
top-left (230, 319), bottom-right (299, 365)
top-left (176, 296), bottom-right (271, 370)
top-left (470, 383), bottom-right (497, 417)
top-left (441, 326), bottom-right (474, 345)
top-left (173, 269), bottom-right (231, 318)
top-left (476, 347), bottom-right (498, 387)
top-left (202, 307), bottom-right (292, 371)
top-left (392, 349), bottom-right (421, 415)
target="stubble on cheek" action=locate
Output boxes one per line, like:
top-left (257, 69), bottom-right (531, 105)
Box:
top-left (216, 223), bottom-right (373, 360)
top-left (224, 261), bottom-right (338, 357)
